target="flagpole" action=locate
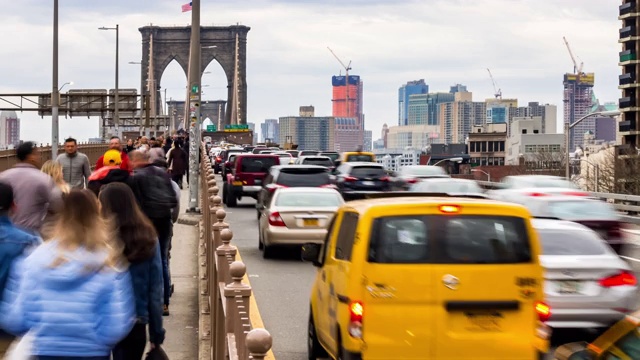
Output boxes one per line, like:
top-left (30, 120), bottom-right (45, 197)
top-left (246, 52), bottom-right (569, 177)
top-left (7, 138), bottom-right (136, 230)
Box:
top-left (186, 0), bottom-right (201, 213)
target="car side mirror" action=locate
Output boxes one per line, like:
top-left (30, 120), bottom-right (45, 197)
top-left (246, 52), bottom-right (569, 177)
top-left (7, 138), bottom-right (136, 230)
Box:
top-left (301, 243), bottom-right (323, 267)
top-left (334, 160), bottom-right (342, 167)
top-left (553, 342), bottom-right (593, 360)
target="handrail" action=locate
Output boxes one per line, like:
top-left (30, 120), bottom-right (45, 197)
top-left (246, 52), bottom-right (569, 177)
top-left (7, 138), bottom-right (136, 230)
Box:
top-left (0, 142), bottom-right (109, 172)
top-left (198, 142), bottom-right (273, 360)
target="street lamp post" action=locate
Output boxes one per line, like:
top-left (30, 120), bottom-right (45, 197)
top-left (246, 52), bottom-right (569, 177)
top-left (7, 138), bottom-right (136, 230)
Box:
top-left (99, 25), bottom-right (119, 138)
top-left (433, 157), bottom-right (463, 166)
top-left (186, 0), bottom-right (202, 213)
top-left (52, 0), bottom-right (59, 157)
top-left (471, 169), bottom-right (490, 182)
top-left (565, 110), bottom-right (620, 179)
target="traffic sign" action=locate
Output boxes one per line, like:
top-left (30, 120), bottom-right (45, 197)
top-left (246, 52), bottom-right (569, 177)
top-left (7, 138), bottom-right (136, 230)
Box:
top-left (206, 125), bottom-right (216, 132)
top-left (191, 85), bottom-right (199, 94)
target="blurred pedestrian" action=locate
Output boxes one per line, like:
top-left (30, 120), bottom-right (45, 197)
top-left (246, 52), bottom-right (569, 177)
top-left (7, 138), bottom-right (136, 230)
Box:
top-left (0, 142), bottom-right (63, 234)
top-left (41, 160), bottom-right (71, 194)
top-left (167, 139), bottom-right (187, 189)
top-left (149, 138), bottom-right (166, 164)
top-left (124, 138), bottom-right (135, 154)
top-left (99, 183), bottom-right (165, 360)
top-left (0, 189), bottom-right (135, 360)
top-left (88, 150), bottom-right (131, 196)
top-left (56, 137), bottom-right (91, 189)
top-left (0, 182), bottom-right (41, 356)
top-left (95, 136), bottom-right (131, 172)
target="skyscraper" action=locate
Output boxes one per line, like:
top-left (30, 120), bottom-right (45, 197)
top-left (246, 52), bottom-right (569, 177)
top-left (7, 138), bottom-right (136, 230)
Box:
top-left (332, 75), bottom-right (364, 150)
top-left (261, 119), bottom-right (279, 143)
top-left (398, 80), bottom-right (428, 126)
top-left (620, 1), bottom-right (640, 148)
top-left (0, 111), bottom-right (20, 148)
top-left (563, 73), bottom-right (595, 151)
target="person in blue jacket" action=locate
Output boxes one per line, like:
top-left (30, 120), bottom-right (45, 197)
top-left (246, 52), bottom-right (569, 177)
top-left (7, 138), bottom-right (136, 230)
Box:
top-left (98, 182), bottom-right (166, 359)
top-left (0, 189), bottom-right (135, 360)
top-left (0, 182), bottom-right (41, 356)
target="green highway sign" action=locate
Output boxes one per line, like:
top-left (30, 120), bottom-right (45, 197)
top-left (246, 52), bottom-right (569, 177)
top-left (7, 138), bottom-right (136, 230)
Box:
top-left (206, 125), bottom-right (216, 132)
top-left (191, 85), bottom-right (199, 94)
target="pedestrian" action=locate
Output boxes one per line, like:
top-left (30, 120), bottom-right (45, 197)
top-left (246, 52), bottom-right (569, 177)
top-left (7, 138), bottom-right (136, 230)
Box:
top-left (55, 137), bottom-right (91, 189)
top-left (95, 136), bottom-right (131, 172)
top-left (129, 150), bottom-right (177, 316)
top-left (99, 183), bottom-right (165, 360)
top-left (167, 139), bottom-right (187, 189)
top-left (88, 149), bottom-right (131, 196)
top-left (41, 160), bottom-right (71, 194)
top-left (0, 189), bottom-right (135, 360)
top-left (124, 138), bottom-right (135, 154)
top-left (0, 142), bottom-right (63, 234)
top-left (149, 138), bottom-right (166, 164)
top-left (0, 182), bottom-right (41, 357)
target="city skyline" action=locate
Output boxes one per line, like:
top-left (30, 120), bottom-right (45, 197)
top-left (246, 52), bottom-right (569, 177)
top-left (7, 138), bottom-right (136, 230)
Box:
top-left (0, 0), bottom-right (620, 144)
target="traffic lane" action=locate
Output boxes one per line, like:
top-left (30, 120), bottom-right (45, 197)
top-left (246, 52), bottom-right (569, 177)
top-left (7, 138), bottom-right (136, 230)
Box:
top-left (223, 195), bottom-right (314, 360)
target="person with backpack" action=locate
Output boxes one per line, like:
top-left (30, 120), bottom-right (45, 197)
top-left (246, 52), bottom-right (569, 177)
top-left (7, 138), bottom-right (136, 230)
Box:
top-left (128, 150), bottom-right (177, 316)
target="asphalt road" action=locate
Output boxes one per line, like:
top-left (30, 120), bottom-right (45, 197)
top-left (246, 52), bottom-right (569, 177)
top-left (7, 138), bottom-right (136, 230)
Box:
top-left (219, 178), bottom-right (640, 360)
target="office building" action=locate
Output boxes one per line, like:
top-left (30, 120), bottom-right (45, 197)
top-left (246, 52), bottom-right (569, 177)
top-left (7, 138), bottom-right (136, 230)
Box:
top-left (0, 111), bottom-right (20, 148)
top-left (510, 102), bottom-right (557, 135)
top-left (279, 107), bottom-right (335, 151)
top-left (468, 123), bottom-right (507, 167)
top-left (563, 72), bottom-right (595, 151)
top-left (619, 1), bottom-right (640, 148)
top-left (334, 117), bottom-right (362, 152)
top-left (398, 79), bottom-right (428, 126)
top-left (505, 116), bottom-right (564, 165)
top-left (261, 119), bottom-right (279, 143)
top-left (426, 92), bottom-right (455, 126)
top-left (485, 99), bottom-right (517, 126)
top-left (439, 91), bottom-right (486, 144)
top-left (332, 75), bottom-right (364, 149)
top-left (385, 124), bottom-right (441, 151)
top-left (363, 130), bottom-right (372, 152)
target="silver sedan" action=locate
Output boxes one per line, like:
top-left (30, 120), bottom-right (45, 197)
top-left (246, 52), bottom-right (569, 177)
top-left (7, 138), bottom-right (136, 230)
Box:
top-left (532, 218), bottom-right (637, 329)
top-left (257, 187), bottom-right (344, 259)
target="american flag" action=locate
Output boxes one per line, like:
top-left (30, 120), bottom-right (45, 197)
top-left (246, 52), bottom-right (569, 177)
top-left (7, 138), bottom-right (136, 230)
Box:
top-left (181, 2), bottom-right (192, 12)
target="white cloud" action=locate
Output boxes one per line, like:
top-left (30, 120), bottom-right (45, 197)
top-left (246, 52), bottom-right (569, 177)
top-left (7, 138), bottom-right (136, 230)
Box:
top-left (0, 0), bottom-right (622, 143)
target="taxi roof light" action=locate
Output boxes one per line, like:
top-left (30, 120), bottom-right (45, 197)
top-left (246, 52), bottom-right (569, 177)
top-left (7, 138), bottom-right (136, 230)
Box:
top-left (439, 204), bottom-right (461, 214)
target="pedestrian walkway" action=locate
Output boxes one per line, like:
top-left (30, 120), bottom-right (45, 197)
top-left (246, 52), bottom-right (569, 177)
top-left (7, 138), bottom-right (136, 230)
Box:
top-left (162, 187), bottom-right (200, 359)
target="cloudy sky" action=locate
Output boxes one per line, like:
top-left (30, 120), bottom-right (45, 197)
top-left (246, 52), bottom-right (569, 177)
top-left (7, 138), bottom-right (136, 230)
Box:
top-left (0, 0), bottom-right (621, 144)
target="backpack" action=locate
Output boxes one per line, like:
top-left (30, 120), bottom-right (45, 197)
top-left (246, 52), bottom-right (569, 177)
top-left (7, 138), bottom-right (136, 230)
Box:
top-left (133, 167), bottom-right (178, 219)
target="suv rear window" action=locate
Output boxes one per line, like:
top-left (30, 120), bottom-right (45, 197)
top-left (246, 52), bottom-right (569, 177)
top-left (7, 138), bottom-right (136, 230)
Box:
top-left (350, 166), bottom-right (386, 178)
top-left (277, 168), bottom-right (330, 187)
top-left (303, 158), bottom-right (334, 167)
top-left (368, 215), bottom-right (531, 264)
top-left (320, 152), bottom-right (340, 162)
top-left (240, 157), bottom-right (278, 173)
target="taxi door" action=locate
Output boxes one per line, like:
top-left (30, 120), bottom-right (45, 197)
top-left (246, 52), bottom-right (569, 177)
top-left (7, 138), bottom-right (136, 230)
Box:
top-left (430, 212), bottom-right (543, 360)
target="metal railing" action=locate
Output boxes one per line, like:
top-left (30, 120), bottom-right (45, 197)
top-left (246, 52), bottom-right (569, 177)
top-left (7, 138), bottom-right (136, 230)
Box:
top-left (0, 143), bottom-right (109, 172)
top-left (476, 180), bottom-right (640, 224)
top-left (198, 143), bottom-right (274, 360)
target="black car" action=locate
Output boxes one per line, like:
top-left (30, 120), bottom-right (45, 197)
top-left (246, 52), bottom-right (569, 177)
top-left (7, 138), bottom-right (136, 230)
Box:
top-left (332, 162), bottom-right (390, 200)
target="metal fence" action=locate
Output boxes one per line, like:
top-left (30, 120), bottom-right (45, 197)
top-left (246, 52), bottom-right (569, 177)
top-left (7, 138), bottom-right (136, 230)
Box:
top-left (476, 180), bottom-right (640, 224)
top-left (198, 143), bottom-right (274, 360)
top-left (0, 143), bottom-right (109, 172)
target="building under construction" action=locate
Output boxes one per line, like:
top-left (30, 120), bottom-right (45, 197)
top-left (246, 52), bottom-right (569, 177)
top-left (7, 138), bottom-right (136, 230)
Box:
top-left (563, 73), bottom-right (595, 152)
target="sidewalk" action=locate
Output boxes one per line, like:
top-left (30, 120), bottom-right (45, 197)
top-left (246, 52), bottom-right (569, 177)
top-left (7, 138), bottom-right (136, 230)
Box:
top-left (162, 187), bottom-right (200, 359)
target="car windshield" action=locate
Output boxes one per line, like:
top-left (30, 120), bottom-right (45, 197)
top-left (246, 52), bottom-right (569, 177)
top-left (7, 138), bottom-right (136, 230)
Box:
top-left (537, 229), bottom-right (609, 255)
top-left (410, 180), bottom-right (482, 194)
top-left (350, 166), bottom-right (386, 178)
top-left (346, 154), bottom-right (374, 162)
top-left (368, 215), bottom-right (531, 264)
top-left (275, 192), bottom-right (343, 207)
top-left (519, 178), bottom-right (578, 189)
top-left (320, 153), bottom-right (340, 162)
top-left (547, 200), bottom-right (619, 221)
top-left (277, 169), bottom-right (330, 186)
top-left (402, 166), bottom-right (447, 176)
top-left (303, 158), bottom-right (334, 167)
top-left (240, 157), bottom-right (278, 173)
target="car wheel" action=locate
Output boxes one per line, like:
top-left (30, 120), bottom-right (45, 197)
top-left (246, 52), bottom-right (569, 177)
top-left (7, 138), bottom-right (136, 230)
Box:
top-left (256, 209), bottom-right (261, 220)
top-left (262, 243), bottom-right (273, 259)
top-left (308, 313), bottom-right (328, 360)
top-left (258, 229), bottom-right (264, 251)
top-left (227, 185), bottom-right (237, 207)
top-left (222, 183), bottom-right (228, 205)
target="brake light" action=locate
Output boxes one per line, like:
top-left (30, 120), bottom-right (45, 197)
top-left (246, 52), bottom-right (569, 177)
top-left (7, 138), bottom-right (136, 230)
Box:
top-left (344, 176), bottom-right (358, 182)
top-left (406, 178), bottom-right (419, 184)
top-left (609, 224), bottom-right (623, 238)
top-left (599, 271), bottom-right (637, 287)
top-left (268, 211), bottom-right (286, 227)
top-left (216, 156), bottom-right (222, 162)
top-left (535, 301), bottom-right (551, 322)
top-left (379, 176), bottom-right (390, 182)
top-left (562, 191), bottom-right (588, 196)
top-left (266, 184), bottom-right (287, 193)
top-left (527, 192), bottom-right (547, 197)
top-left (348, 301), bottom-right (363, 338)
top-left (439, 204), bottom-right (461, 214)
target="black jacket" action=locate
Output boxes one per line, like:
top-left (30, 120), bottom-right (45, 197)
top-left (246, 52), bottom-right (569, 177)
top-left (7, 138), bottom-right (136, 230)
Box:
top-left (130, 164), bottom-right (178, 219)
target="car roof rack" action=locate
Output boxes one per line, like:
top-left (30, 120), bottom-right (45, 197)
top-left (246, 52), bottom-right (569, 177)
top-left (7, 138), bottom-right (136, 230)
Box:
top-left (363, 192), bottom-right (489, 200)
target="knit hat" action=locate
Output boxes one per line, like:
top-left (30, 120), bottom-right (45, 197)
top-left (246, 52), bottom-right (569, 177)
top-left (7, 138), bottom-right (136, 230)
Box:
top-left (103, 149), bottom-right (122, 166)
top-left (0, 182), bottom-right (14, 211)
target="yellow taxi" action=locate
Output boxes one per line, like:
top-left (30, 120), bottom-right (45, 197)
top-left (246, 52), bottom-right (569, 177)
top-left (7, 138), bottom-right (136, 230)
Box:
top-left (554, 310), bottom-right (640, 359)
top-left (301, 194), bottom-right (550, 360)
top-left (340, 151), bottom-right (375, 163)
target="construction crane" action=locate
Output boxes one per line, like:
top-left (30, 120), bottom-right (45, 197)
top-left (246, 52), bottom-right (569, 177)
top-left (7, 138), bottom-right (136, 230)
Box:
top-left (327, 47), bottom-right (352, 117)
top-left (486, 68), bottom-right (502, 99)
top-left (562, 36), bottom-right (584, 74)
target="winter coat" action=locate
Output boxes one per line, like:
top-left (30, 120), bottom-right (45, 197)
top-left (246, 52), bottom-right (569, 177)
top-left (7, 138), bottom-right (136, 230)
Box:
top-left (129, 243), bottom-right (165, 345)
top-left (0, 240), bottom-right (136, 357)
top-left (55, 152), bottom-right (91, 189)
top-left (87, 166), bottom-right (131, 196)
top-left (0, 216), bottom-right (41, 303)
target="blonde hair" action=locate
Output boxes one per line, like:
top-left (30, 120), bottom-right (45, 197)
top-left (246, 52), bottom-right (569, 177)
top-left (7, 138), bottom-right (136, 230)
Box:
top-left (45, 189), bottom-right (124, 270)
top-left (41, 160), bottom-right (70, 193)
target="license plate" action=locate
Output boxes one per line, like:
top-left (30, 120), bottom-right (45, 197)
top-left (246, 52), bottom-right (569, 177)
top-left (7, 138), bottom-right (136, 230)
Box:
top-left (556, 280), bottom-right (581, 294)
top-left (232, 181), bottom-right (243, 186)
top-left (362, 181), bottom-right (374, 186)
top-left (464, 312), bottom-right (502, 332)
top-left (303, 218), bottom-right (319, 227)
top-left (255, 179), bottom-right (262, 185)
